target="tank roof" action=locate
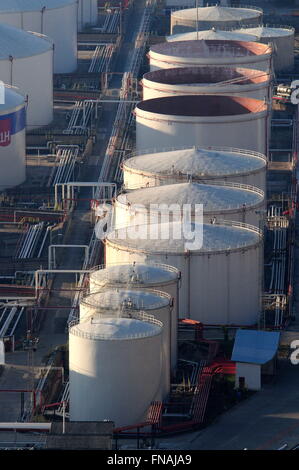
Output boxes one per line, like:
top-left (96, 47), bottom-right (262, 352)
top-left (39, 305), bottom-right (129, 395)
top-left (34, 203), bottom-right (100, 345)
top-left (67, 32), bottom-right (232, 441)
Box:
top-left (82, 289), bottom-right (171, 310)
top-left (118, 182), bottom-right (263, 211)
top-left (136, 95), bottom-right (267, 117)
top-left (0, 86), bottom-right (24, 111)
top-left (0, 0), bottom-right (75, 12)
top-left (0, 23), bottom-right (52, 59)
top-left (143, 67), bottom-right (269, 86)
top-left (107, 221), bottom-right (261, 253)
top-left (172, 6), bottom-right (262, 21)
top-left (235, 25), bottom-right (295, 38)
top-left (150, 40), bottom-right (271, 59)
top-left (91, 263), bottom-right (178, 285)
top-left (167, 29), bottom-right (258, 43)
top-left (124, 147), bottom-right (266, 177)
top-left (71, 317), bottom-right (162, 340)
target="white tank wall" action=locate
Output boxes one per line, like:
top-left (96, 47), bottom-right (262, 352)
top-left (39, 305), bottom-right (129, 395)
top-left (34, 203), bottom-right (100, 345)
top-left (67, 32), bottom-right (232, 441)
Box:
top-left (148, 41), bottom-right (272, 73)
top-left (0, 87), bottom-right (26, 190)
top-left (142, 68), bottom-right (271, 102)
top-left (170, 7), bottom-right (263, 34)
top-left (123, 164), bottom-right (267, 194)
top-left (235, 26), bottom-right (295, 72)
top-left (261, 33), bottom-right (294, 72)
top-left (89, 264), bottom-right (180, 364)
top-left (135, 96), bottom-right (269, 155)
top-left (113, 189), bottom-right (265, 229)
top-left (69, 318), bottom-right (163, 425)
top-left (0, 2), bottom-right (77, 73)
top-left (105, 234), bottom-right (263, 325)
top-left (123, 148), bottom-right (267, 193)
top-left (79, 290), bottom-right (174, 386)
top-left (0, 46), bottom-right (53, 129)
top-left (123, 147), bottom-right (267, 192)
top-left (78, 0), bottom-right (98, 32)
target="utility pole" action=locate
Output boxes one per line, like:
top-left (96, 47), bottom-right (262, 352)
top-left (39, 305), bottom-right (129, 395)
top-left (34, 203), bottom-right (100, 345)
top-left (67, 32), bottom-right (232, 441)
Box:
top-left (196, 0), bottom-right (199, 41)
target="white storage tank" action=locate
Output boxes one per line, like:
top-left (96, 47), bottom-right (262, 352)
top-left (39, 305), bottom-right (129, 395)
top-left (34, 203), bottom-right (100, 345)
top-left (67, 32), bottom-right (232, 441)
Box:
top-left (105, 221), bottom-right (263, 325)
top-left (234, 25), bottom-right (295, 72)
top-left (113, 182), bottom-right (265, 228)
top-left (135, 95), bottom-right (269, 155)
top-left (78, 0), bottom-right (98, 32)
top-left (69, 314), bottom-right (163, 426)
top-left (79, 288), bottom-right (174, 394)
top-left (90, 261), bottom-right (180, 320)
top-left (167, 28), bottom-right (258, 43)
top-left (0, 0), bottom-right (77, 73)
top-left (123, 147), bottom-right (267, 192)
top-left (0, 23), bottom-right (53, 129)
top-left (80, 288), bottom-right (173, 398)
top-left (142, 67), bottom-right (271, 101)
top-left (171, 5), bottom-right (263, 34)
top-left (148, 40), bottom-right (272, 72)
top-left (0, 85), bottom-right (26, 190)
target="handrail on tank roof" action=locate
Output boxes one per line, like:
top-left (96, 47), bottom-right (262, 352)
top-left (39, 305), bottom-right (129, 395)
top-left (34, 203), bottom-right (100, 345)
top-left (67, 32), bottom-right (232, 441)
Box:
top-left (118, 180), bottom-right (265, 198)
top-left (230, 23), bottom-right (295, 32)
top-left (69, 311), bottom-right (163, 340)
top-left (90, 261), bottom-right (180, 275)
top-left (110, 218), bottom-right (263, 236)
top-left (80, 287), bottom-right (173, 309)
top-left (172, 4), bottom-right (263, 14)
top-left (125, 145), bottom-right (267, 161)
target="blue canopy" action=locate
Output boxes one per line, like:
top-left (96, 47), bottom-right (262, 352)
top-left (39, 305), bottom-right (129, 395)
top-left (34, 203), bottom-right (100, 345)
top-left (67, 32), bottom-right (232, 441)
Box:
top-left (231, 329), bottom-right (280, 364)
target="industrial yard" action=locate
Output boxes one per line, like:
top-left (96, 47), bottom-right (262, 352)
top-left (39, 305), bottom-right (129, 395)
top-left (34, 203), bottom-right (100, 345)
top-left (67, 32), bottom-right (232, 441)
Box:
top-left (0, 0), bottom-right (298, 452)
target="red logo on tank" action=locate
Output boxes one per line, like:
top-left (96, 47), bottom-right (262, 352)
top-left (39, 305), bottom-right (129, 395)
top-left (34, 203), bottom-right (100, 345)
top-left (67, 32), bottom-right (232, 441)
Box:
top-left (0, 118), bottom-right (11, 147)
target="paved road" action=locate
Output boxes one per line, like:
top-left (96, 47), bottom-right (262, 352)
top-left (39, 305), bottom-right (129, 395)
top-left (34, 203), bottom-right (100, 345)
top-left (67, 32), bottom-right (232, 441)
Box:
top-left (156, 360), bottom-right (299, 450)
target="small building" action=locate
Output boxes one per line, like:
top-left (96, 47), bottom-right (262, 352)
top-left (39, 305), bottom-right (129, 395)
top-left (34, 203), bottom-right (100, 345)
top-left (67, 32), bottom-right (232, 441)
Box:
top-left (231, 329), bottom-right (280, 391)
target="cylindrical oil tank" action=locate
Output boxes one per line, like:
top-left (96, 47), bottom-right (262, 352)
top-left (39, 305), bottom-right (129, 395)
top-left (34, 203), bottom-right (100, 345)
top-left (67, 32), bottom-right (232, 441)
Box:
top-left (135, 95), bottom-right (269, 155)
top-left (167, 28), bottom-right (258, 43)
top-left (123, 147), bottom-right (267, 192)
top-left (69, 314), bottom-right (163, 426)
top-left (0, 0), bottom-right (77, 73)
top-left (142, 67), bottom-right (271, 101)
top-left (0, 85), bottom-right (26, 190)
top-left (234, 25), bottom-right (295, 72)
top-left (113, 182), bottom-right (265, 228)
top-left (171, 6), bottom-right (263, 34)
top-left (148, 40), bottom-right (272, 72)
top-left (105, 221), bottom-right (263, 325)
top-left (78, 0), bottom-right (98, 32)
top-left (79, 289), bottom-right (174, 394)
top-left (90, 262), bottom-right (180, 332)
top-left (0, 23), bottom-right (53, 129)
